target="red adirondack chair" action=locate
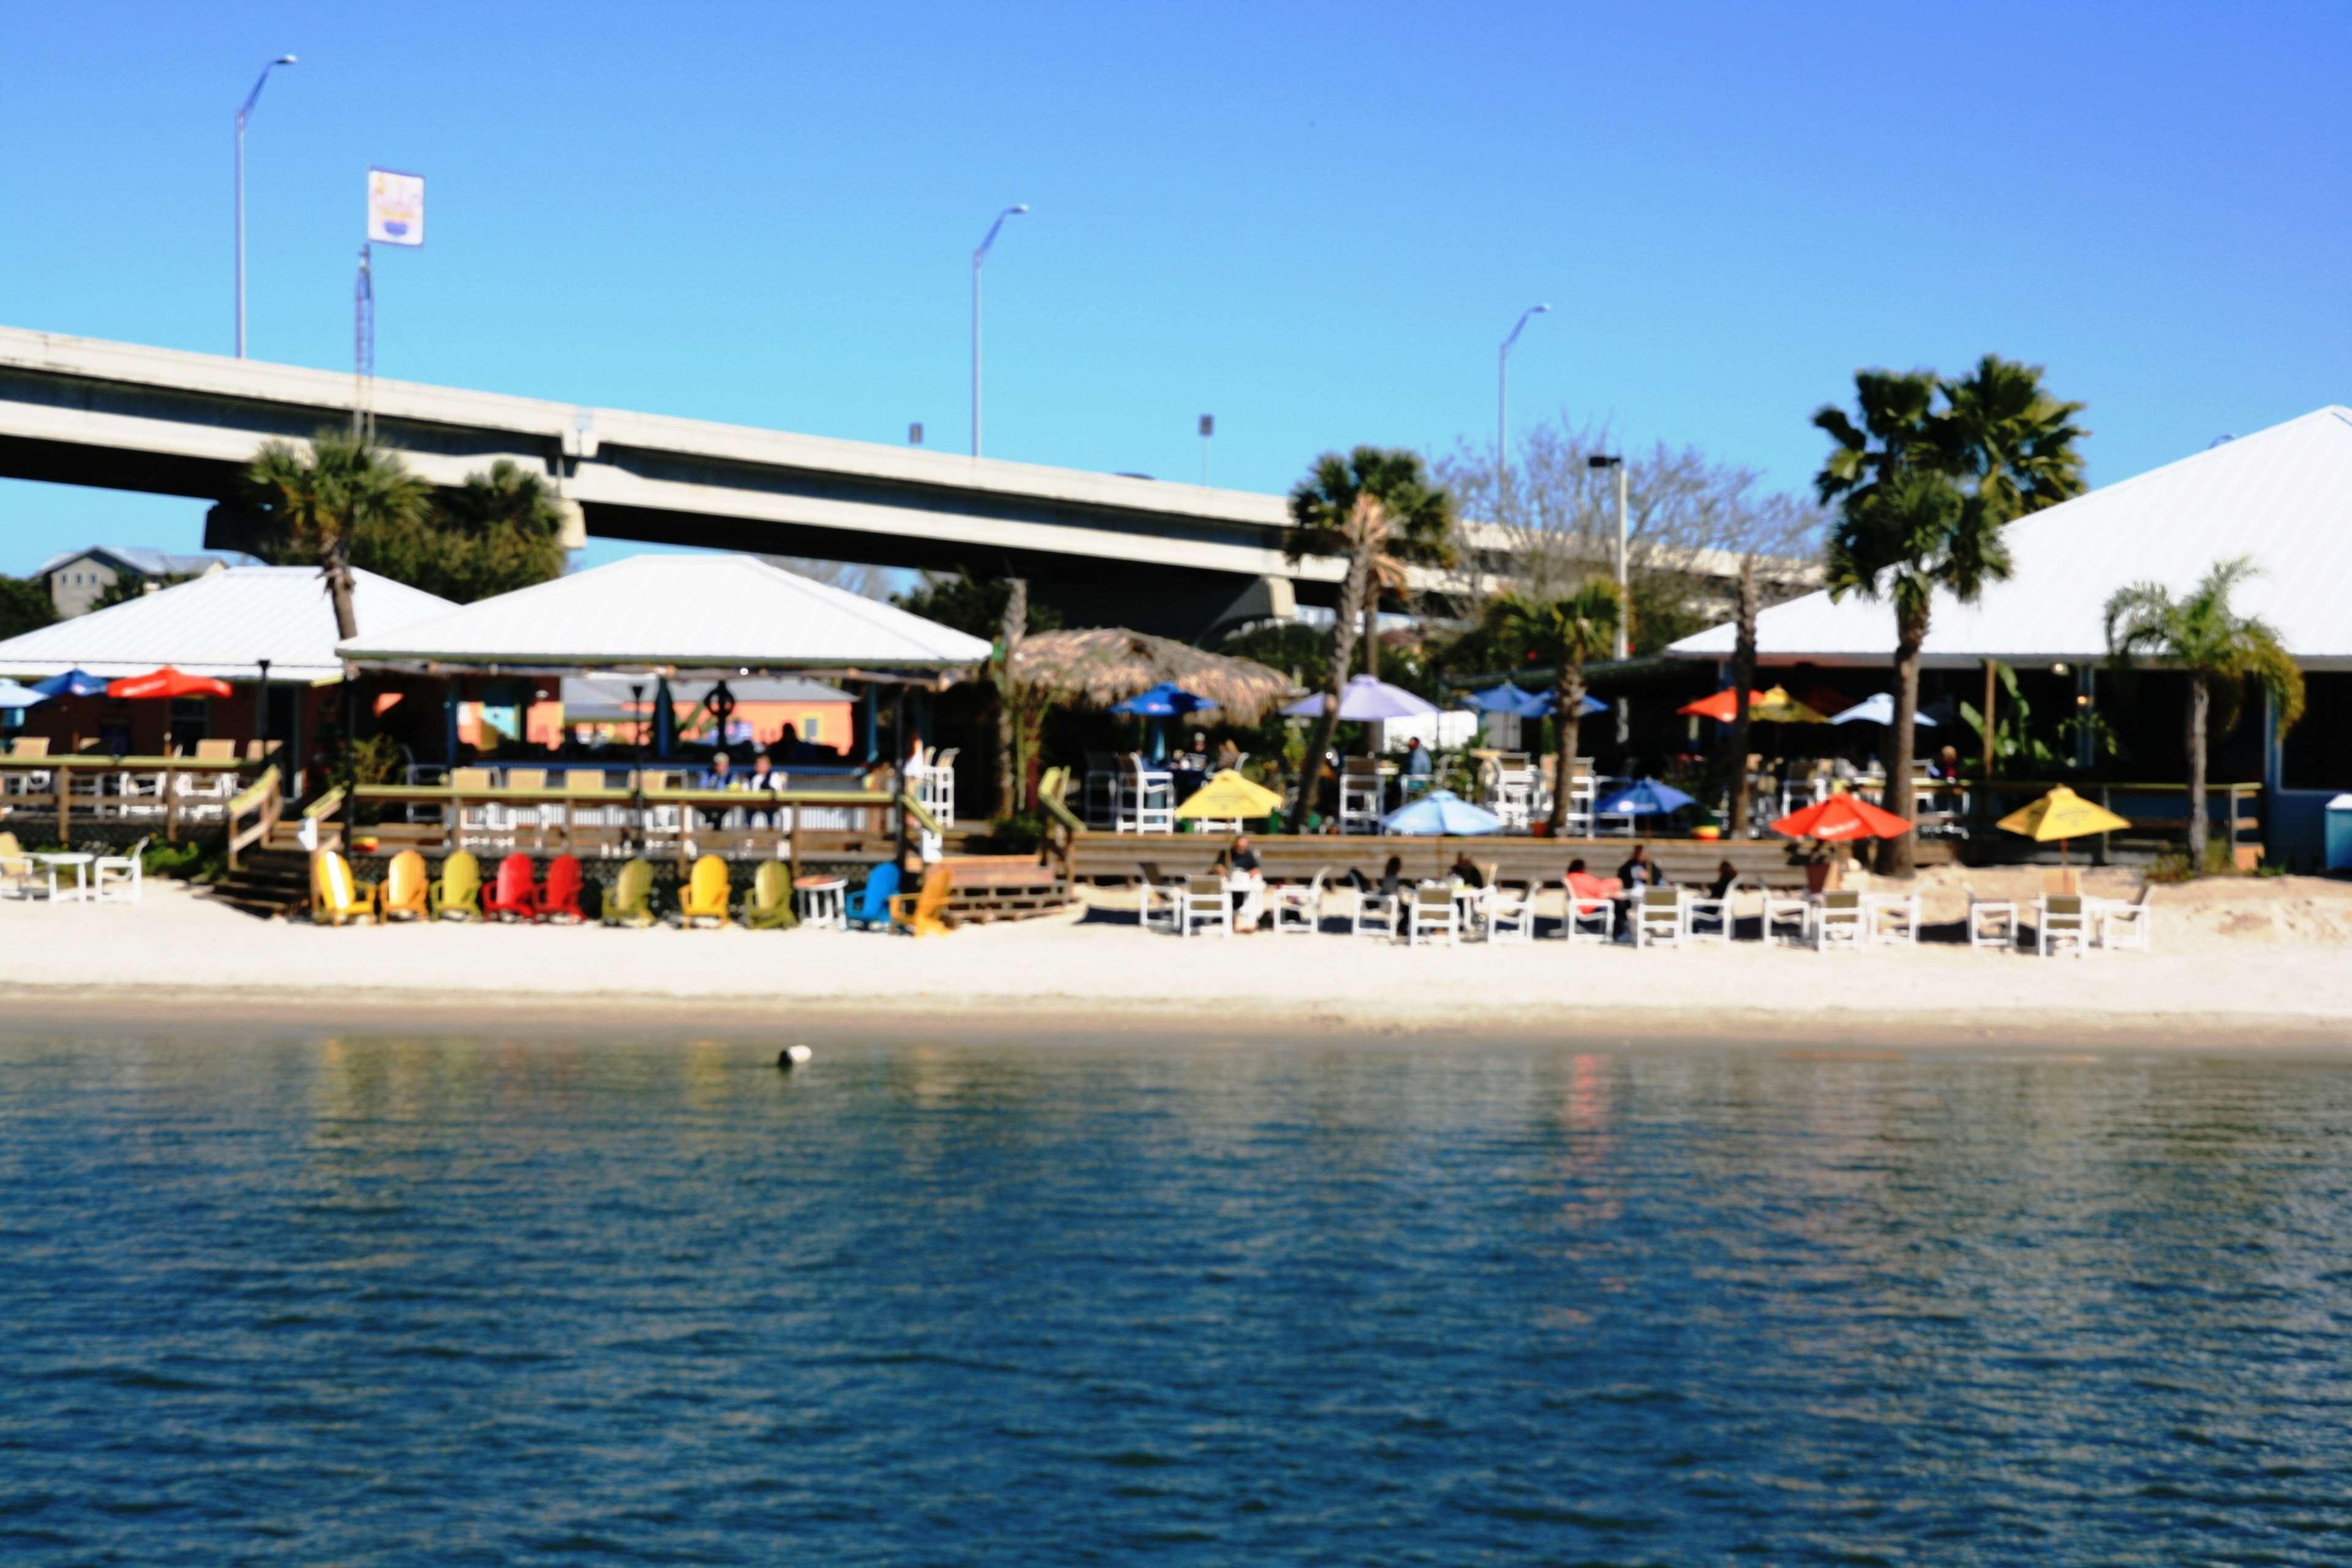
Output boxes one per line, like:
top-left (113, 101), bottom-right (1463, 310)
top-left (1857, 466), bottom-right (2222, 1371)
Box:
top-left (481, 853), bottom-right (541, 921)
top-left (539, 854), bottom-right (587, 924)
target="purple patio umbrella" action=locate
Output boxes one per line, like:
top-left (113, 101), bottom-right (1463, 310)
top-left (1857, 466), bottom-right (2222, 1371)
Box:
top-left (1281, 674), bottom-right (1438, 721)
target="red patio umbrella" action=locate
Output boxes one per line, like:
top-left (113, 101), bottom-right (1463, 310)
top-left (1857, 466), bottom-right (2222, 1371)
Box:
top-left (1770, 793), bottom-right (1913, 843)
top-left (107, 666), bottom-right (236, 700)
top-left (1677, 687), bottom-right (1771, 722)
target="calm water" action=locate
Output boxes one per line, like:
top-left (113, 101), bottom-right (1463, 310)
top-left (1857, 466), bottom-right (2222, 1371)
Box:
top-left (4, 1028), bottom-right (2352, 1565)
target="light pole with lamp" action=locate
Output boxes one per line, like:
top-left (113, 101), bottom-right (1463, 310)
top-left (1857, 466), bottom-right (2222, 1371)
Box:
top-left (971, 204), bottom-right (1028, 457)
top-left (1588, 452), bottom-right (1630, 743)
top-left (1497, 303), bottom-right (1549, 492)
top-left (234, 55), bottom-right (298, 358)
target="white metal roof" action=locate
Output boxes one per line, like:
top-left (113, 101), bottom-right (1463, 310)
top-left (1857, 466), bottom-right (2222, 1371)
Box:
top-left (337, 553), bottom-right (992, 679)
top-left (0, 565), bottom-right (456, 684)
top-left (1672, 405), bottom-right (2352, 669)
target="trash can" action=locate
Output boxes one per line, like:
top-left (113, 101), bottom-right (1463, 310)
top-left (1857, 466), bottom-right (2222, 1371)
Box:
top-left (2326, 794), bottom-right (2352, 872)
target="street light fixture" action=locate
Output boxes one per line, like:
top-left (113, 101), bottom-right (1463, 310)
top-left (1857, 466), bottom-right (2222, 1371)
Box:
top-left (1589, 451), bottom-right (1630, 744)
top-left (970, 204), bottom-right (1028, 457)
top-left (234, 54), bottom-right (298, 358)
top-left (1497, 304), bottom-right (1549, 492)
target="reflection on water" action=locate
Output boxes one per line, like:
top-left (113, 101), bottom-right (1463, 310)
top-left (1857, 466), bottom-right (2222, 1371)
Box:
top-left (4, 1030), bottom-right (2352, 1564)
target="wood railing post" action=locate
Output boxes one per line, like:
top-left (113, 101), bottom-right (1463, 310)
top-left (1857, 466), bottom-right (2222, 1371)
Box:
top-left (165, 763), bottom-right (181, 845)
top-left (56, 764), bottom-right (69, 846)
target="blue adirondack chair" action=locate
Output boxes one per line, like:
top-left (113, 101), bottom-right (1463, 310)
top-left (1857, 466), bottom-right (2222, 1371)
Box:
top-left (845, 861), bottom-right (902, 931)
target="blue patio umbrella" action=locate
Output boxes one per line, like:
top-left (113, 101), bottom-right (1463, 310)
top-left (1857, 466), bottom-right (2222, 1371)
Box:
top-left (1381, 789), bottom-right (1505, 836)
top-left (1594, 777), bottom-right (1698, 817)
top-left (1283, 674), bottom-right (1439, 721)
top-left (1111, 682), bottom-right (1215, 760)
top-left (1463, 682), bottom-right (1549, 717)
top-left (31, 668), bottom-right (110, 698)
top-left (1110, 681), bottom-right (1214, 717)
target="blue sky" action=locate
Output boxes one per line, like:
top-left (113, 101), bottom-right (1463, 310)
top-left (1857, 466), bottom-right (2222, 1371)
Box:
top-left (3, 1), bottom-right (2345, 576)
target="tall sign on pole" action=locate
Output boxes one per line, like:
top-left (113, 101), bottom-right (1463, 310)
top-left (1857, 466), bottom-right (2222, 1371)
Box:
top-left (355, 170), bottom-right (424, 440)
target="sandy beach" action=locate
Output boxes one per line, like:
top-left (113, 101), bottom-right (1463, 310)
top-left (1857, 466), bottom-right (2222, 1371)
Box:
top-left (4, 867), bottom-right (2350, 1048)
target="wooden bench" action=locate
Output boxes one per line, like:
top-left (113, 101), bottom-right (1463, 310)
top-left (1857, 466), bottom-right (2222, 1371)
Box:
top-left (937, 854), bottom-right (1077, 925)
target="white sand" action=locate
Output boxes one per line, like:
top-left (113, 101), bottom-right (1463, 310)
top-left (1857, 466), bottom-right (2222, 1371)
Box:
top-left (4, 873), bottom-right (2350, 1045)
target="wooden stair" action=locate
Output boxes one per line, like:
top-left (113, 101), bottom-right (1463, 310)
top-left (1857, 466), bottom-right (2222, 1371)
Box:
top-left (208, 845), bottom-right (310, 919)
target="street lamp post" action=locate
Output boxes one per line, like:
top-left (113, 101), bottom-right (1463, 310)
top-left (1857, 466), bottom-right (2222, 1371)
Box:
top-left (970, 204), bottom-right (1028, 457)
top-left (1497, 304), bottom-right (1549, 492)
top-left (1589, 452), bottom-right (1630, 743)
top-left (233, 55), bottom-right (298, 358)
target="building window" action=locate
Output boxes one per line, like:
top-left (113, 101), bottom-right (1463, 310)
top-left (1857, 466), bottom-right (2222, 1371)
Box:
top-left (803, 715), bottom-right (821, 742)
top-left (2281, 673), bottom-right (2352, 791)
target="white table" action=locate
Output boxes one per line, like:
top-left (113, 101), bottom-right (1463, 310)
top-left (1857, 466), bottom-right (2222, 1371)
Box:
top-left (794, 878), bottom-right (848, 930)
top-left (28, 851), bottom-right (94, 902)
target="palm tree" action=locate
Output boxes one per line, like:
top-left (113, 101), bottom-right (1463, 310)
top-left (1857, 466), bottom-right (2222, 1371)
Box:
top-left (2105, 557), bottom-right (2303, 869)
top-left (245, 430), bottom-right (431, 638)
top-left (1820, 458), bottom-right (2007, 875)
top-left (1283, 448), bottom-right (1455, 818)
top-left (1934, 355), bottom-right (2089, 525)
top-left (1488, 577), bottom-right (1621, 834)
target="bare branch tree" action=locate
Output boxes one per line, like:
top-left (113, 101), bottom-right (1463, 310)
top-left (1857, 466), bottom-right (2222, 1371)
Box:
top-left (1430, 413), bottom-right (1824, 619)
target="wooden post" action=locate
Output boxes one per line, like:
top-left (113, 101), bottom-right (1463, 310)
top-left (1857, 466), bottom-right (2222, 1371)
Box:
top-left (789, 804), bottom-right (803, 884)
top-left (1981, 659), bottom-right (1996, 779)
top-left (165, 763), bottom-right (181, 845)
top-left (57, 764), bottom-right (69, 846)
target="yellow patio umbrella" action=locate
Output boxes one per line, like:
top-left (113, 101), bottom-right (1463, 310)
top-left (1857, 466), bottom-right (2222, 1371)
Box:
top-left (1996, 785), bottom-right (2132, 864)
top-left (1174, 767), bottom-right (1284, 821)
top-left (1751, 685), bottom-right (1829, 724)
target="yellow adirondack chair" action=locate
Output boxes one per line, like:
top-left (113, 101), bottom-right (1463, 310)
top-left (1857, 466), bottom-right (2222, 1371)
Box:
top-left (311, 850), bottom-right (379, 926)
top-left (744, 859), bottom-right (799, 930)
top-left (430, 850), bottom-right (482, 921)
top-left (603, 858), bottom-right (657, 927)
top-left (379, 850), bottom-right (429, 921)
top-left (679, 854), bottom-right (732, 928)
top-left (0, 831), bottom-right (32, 898)
top-left (889, 862), bottom-right (954, 937)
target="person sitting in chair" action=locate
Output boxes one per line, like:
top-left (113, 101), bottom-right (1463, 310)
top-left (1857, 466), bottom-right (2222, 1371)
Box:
top-left (1615, 843), bottom-right (1664, 891)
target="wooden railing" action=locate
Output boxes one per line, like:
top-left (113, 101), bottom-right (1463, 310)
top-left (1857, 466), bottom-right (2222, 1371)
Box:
top-left (0, 754), bottom-right (260, 848)
top-left (225, 766), bottom-right (283, 870)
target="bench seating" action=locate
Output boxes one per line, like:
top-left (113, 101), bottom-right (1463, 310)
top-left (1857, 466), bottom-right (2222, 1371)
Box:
top-left (937, 854), bottom-right (1077, 925)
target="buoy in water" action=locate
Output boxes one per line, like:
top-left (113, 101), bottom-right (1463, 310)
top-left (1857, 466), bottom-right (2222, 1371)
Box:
top-left (778, 1044), bottom-right (814, 1070)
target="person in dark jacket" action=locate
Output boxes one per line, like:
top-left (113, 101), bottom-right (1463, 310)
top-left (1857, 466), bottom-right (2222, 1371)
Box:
top-left (1616, 843), bottom-right (1664, 891)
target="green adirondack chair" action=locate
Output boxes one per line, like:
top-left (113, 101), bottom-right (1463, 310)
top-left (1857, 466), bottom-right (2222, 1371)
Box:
top-left (429, 850), bottom-right (481, 921)
top-left (603, 857), bottom-right (657, 928)
top-left (744, 860), bottom-right (799, 930)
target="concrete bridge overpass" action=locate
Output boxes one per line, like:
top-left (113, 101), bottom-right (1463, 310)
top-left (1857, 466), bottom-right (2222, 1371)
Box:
top-left (0, 326), bottom-right (1811, 638)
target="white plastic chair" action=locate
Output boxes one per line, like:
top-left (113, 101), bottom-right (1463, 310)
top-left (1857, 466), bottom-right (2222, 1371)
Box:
top-left (1864, 892), bottom-right (1920, 948)
top-left (1270, 869), bottom-right (1329, 935)
top-left (1406, 881), bottom-right (1458, 946)
top-left (1180, 875), bottom-right (1231, 936)
top-left (1486, 882), bottom-right (1536, 943)
top-left (1136, 862), bottom-right (1183, 933)
top-left (1684, 878), bottom-right (1737, 943)
top-left (1118, 756), bottom-right (1174, 834)
top-left (1632, 887), bottom-right (1684, 949)
top-left (2037, 894), bottom-right (2091, 957)
top-left (2100, 889), bottom-right (2153, 951)
top-left (1762, 888), bottom-right (1813, 944)
top-left (1339, 760), bottom-right (1384, 835)
top-left (1965, 885), bottom-right (2018, 950)
top-left (1352, 880), bottom-right (1401, 939)
top-left (1564, 890), bottom-right (1615, 942)
top-left (94, 835), bottom-right (149, 902)
top-left (1812, 891), bottom-right (1865, 952)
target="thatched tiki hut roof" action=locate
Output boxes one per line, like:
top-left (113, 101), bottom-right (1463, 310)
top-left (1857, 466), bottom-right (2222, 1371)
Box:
top-left (1010, 628), bottom-right (1294, 724)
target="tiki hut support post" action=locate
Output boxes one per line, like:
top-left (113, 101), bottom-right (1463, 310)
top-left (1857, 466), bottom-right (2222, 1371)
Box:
top-left (891, 684), bottom-right (911, 870)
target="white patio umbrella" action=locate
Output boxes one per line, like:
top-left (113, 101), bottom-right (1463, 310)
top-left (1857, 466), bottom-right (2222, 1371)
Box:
top-left (1830, 692), bottom-right (1936, 726)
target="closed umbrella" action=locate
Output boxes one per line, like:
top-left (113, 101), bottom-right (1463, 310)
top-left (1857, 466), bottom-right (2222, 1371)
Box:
top-left (1830, 693), bottom-right (1937, 727)
top-left (1174, 768), bottom-right (1283, 821)
top-left (31, 668), bottom-right (111, 698)
top-left (1997, 785), bottom-right (2131, 866)
top-left (1283, 675), bottom-right (1438, 721)
top-left (108, 667), bottom-right (235, 700)
top-left (1382, 789), bottom-right (1504, 837)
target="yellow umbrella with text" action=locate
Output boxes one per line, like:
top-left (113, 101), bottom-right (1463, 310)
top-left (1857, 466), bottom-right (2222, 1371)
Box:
top-left (1996, 785), bottom-right (2131, 865)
